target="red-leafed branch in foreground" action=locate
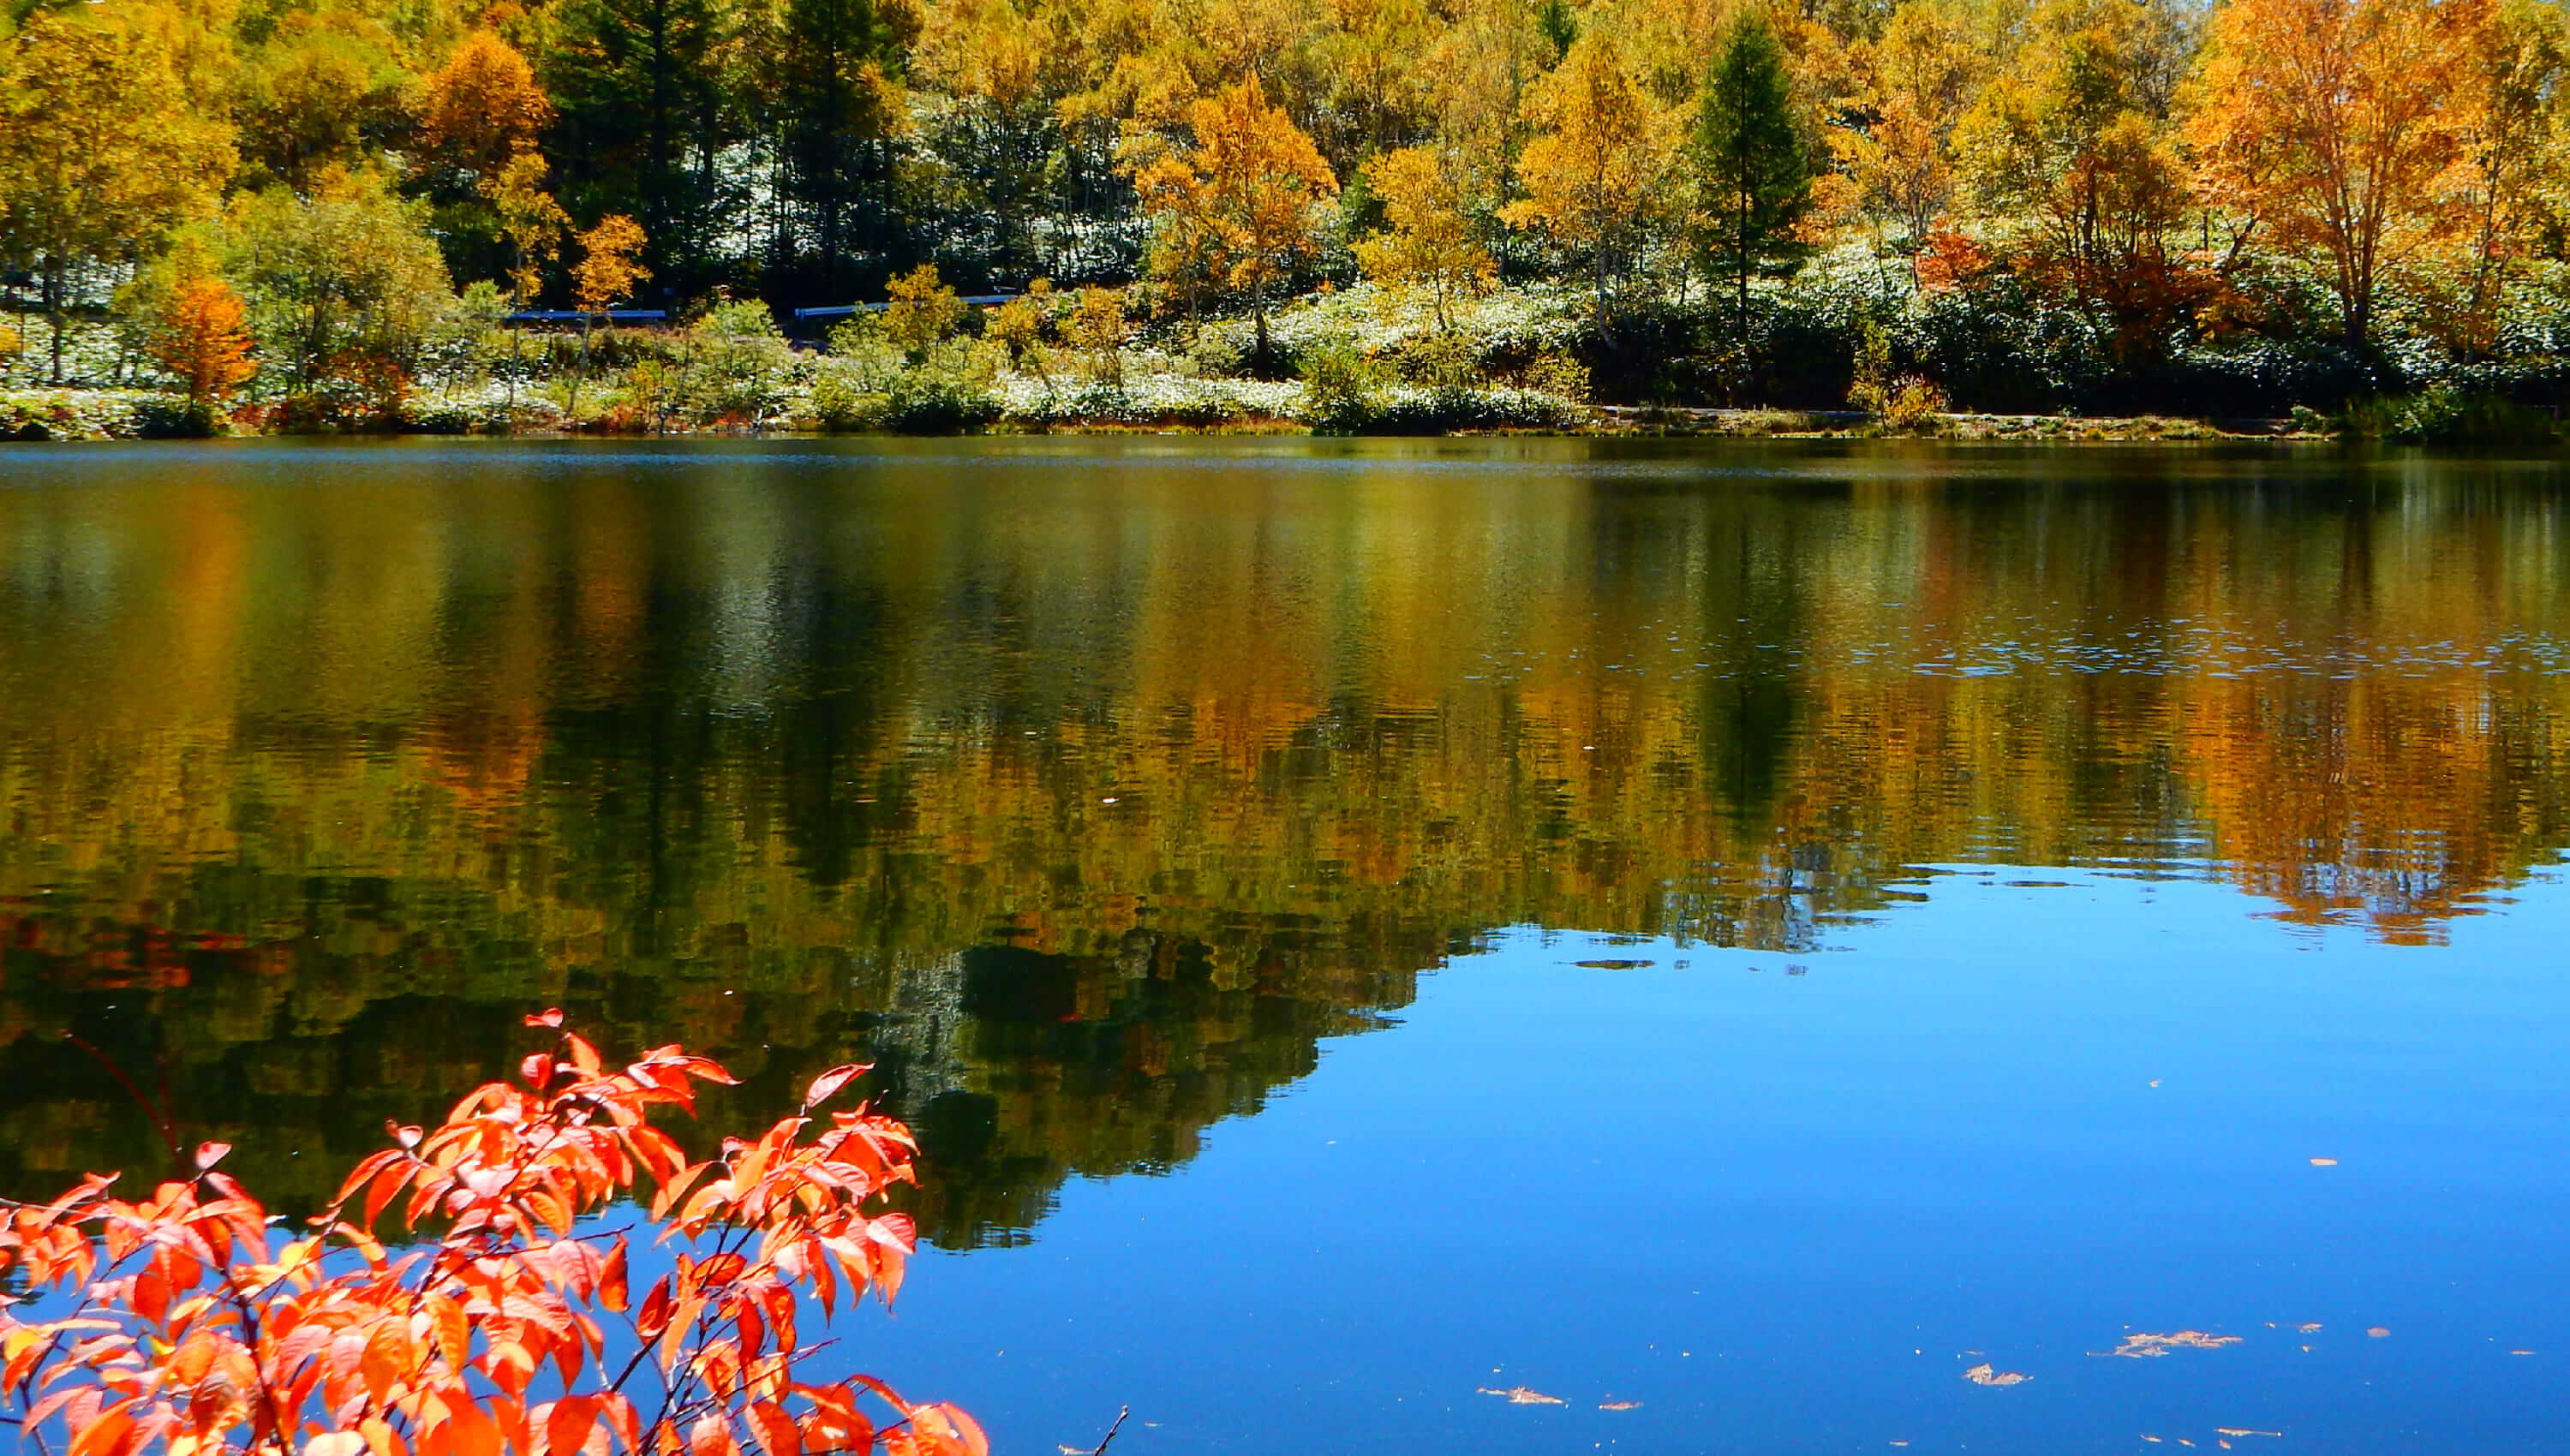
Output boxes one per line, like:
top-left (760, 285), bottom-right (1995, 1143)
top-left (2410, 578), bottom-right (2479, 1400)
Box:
top-left (0, 1010), bottom-right (985, 1456)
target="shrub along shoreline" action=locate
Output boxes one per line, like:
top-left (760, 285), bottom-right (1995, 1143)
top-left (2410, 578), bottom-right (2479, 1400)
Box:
top-left (0, 384), bottom-right (2474, 444)
top-left (6, 276), bottom-right (2560, 448)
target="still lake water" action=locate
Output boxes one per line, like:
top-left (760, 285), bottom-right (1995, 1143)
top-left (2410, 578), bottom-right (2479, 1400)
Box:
top-left (3, 437), bottom-right (2567, 1453)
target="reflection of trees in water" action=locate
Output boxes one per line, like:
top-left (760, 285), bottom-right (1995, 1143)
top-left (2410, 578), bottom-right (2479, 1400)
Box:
top-left (3, 447), bottom-right (2569, 1238)
top-left (0, 903), bottom-right (1426, 1248)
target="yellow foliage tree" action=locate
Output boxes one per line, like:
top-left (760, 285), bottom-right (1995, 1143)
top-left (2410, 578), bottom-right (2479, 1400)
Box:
top-left (987, 278), bottom-right (1055, 388)
top-left (2188, 0), bottom-right (2490, 355)
top-left (1133, 76), bottom-right (1340, 363)
top-left (1064, 285), bottom-right (1130, 385)
top-left (886, 263), bottom-right (968, 355)
top-left (1952, 2), bottom-right (2203, 355)
top-left (1321, 0), bottom-right (1433, 156)
top-left (1501, 34), bottom-right (1675, 335)
top-left (2439, 0), bottom-right (2567, 355)
top-left (488, 151), bottom-right (571, 309)
top-left (574, 214), bottom-right (651, 316)
top-left (1419, 0), bottom-right (1549, 199)
top-left (1829, 0), bottom-right (1988, 252)
top-left (419, 30), bottom-right (555, 185)
top-left (0, 1), bottom-right (236, 382)
top-left (1354, 146), bottom-right (1495, 331)
top-left (485, 149), bottom-right (570, 409)
top-left (569, 213), bottom-right (648, 418)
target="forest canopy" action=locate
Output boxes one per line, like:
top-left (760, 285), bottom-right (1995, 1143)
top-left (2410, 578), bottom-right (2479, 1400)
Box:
top-left (5, 0), bottom-right (2569, 426)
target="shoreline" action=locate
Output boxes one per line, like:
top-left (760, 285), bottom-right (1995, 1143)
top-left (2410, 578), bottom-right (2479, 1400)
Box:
top-left (3, 391), bottom-right (2330, 445)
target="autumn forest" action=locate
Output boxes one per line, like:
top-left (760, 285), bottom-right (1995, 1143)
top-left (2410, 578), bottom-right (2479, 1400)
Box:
top-left (7, 0), bottom-right (2570, 434)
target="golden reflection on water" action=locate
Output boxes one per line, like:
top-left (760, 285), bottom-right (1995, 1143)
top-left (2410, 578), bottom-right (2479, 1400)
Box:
top-left (1, 442), bottom-right (2565, 1238)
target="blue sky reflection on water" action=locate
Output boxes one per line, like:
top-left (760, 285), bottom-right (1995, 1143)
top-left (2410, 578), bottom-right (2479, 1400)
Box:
top-left (873, 866), bottom-right (2570, 1456)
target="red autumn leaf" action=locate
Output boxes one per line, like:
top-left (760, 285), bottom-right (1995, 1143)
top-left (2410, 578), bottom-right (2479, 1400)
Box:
top-left (601, 1238), bottom-right (631, 1314)
top-left (549, 1394), bottom-right (601, 1456)
top-left (801, 1064), bottom-right (870, 1111)
top-left (689, 1416), bottom-right (744, 1456)
top-left (743, 1400), bottom-right (803, 1456)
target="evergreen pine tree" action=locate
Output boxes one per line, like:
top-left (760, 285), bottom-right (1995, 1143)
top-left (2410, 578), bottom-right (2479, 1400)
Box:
top-left (1693, 14), bottom-right (1814, 321)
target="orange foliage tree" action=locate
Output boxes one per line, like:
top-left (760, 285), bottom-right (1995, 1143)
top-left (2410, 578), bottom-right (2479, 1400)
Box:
top-left (2188, 0), bottom-right (2489, 355)
top-left (1133, 76), bottom-right (1339, 364)
top-left (419, 32), bottom-right (557, 185)
top-left (149, 272), bottom-right (259, 405)
top-left (0, 1011), bottom-right (983, 1456)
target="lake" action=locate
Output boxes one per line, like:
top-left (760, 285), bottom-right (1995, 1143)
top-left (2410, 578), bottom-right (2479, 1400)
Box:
top-left (2, 437), bottom-right (2566, 1453)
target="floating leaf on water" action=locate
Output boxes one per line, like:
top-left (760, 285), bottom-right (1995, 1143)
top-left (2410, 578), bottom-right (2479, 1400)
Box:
top-left (2510, 1349), bottom-right (2536, 1356)
top-left (1575, 960), bottom-right (1653, 970)
top-left (2367, 1328), bottom-right (2390, 1339)
top-left (2215, 1429), bottom-right (2282, 1438)
top-left (2298, 1323), bottom-right (2322, 1334)
top-left (2095, 1331), bottom-right (2245, 1358)
top-left (1962, 1364), bottom-right (2029, 1386)
top-left (2309, 1158), bottom-right (2338, 1167)
top-left (1477, 1386), bottom-right (1565, 1405)
top-left (1598, 1400), bottom-right (1641, 1411)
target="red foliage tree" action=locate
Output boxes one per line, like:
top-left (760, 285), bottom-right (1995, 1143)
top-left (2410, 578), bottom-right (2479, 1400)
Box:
top-left (0, 1012), bottom-right (983, 1456)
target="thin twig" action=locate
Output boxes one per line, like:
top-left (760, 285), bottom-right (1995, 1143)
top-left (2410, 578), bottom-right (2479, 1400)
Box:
top-left (1088, 1405), bottom-right (1132, 1456)
top-left (63, 1032), bottom-right (182, 1166)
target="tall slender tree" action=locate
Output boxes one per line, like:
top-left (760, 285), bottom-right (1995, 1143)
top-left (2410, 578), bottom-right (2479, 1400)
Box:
top-left (773, 0), bottom-right (905, 298)
top-left (1694, 12), bottom-right (1817, 321)
top-left (1503, 34), bottom-right (1672, 337)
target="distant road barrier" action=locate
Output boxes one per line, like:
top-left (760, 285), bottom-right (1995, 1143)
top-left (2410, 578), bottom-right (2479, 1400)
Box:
top-left (502, 310), bottom-right (671, 323)
top-left (793, 296), bottom-right (1018, 319)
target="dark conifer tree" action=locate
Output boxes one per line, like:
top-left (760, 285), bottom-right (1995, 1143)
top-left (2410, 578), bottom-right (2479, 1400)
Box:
top-left (1693, 14), bottom-right (1815, 321)
top-left (543, 0), bottom-right (732, 287)
top-left (774, 0), bottom-right (901, 299)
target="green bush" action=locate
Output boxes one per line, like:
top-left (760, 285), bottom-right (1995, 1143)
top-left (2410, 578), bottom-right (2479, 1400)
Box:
top-left (1298, 336), bottom-right (1390, 432)
top-left (885, 375), bottom-right (1000, 433)
top-left (2340, 387), bottom-right (2558, 446)
top-left (133, 397), bottom-right (222, 438)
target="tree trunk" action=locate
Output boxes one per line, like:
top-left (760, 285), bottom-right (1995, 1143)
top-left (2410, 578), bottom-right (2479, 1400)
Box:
top-left (1593, 246), bottom-right (1609, 343)
top-left (1254, 279), bottom-right (1270, 374)
top-left (45, 262), bottom-right (65, 385)
top-left (571, 315), bottom-right (593, 422)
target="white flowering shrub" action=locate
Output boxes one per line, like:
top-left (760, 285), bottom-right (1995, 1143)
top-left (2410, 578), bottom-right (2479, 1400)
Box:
top-left (0, 390), bottom-right (181, 439)
top-left (996, 371), bottom-right (1303, 427)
